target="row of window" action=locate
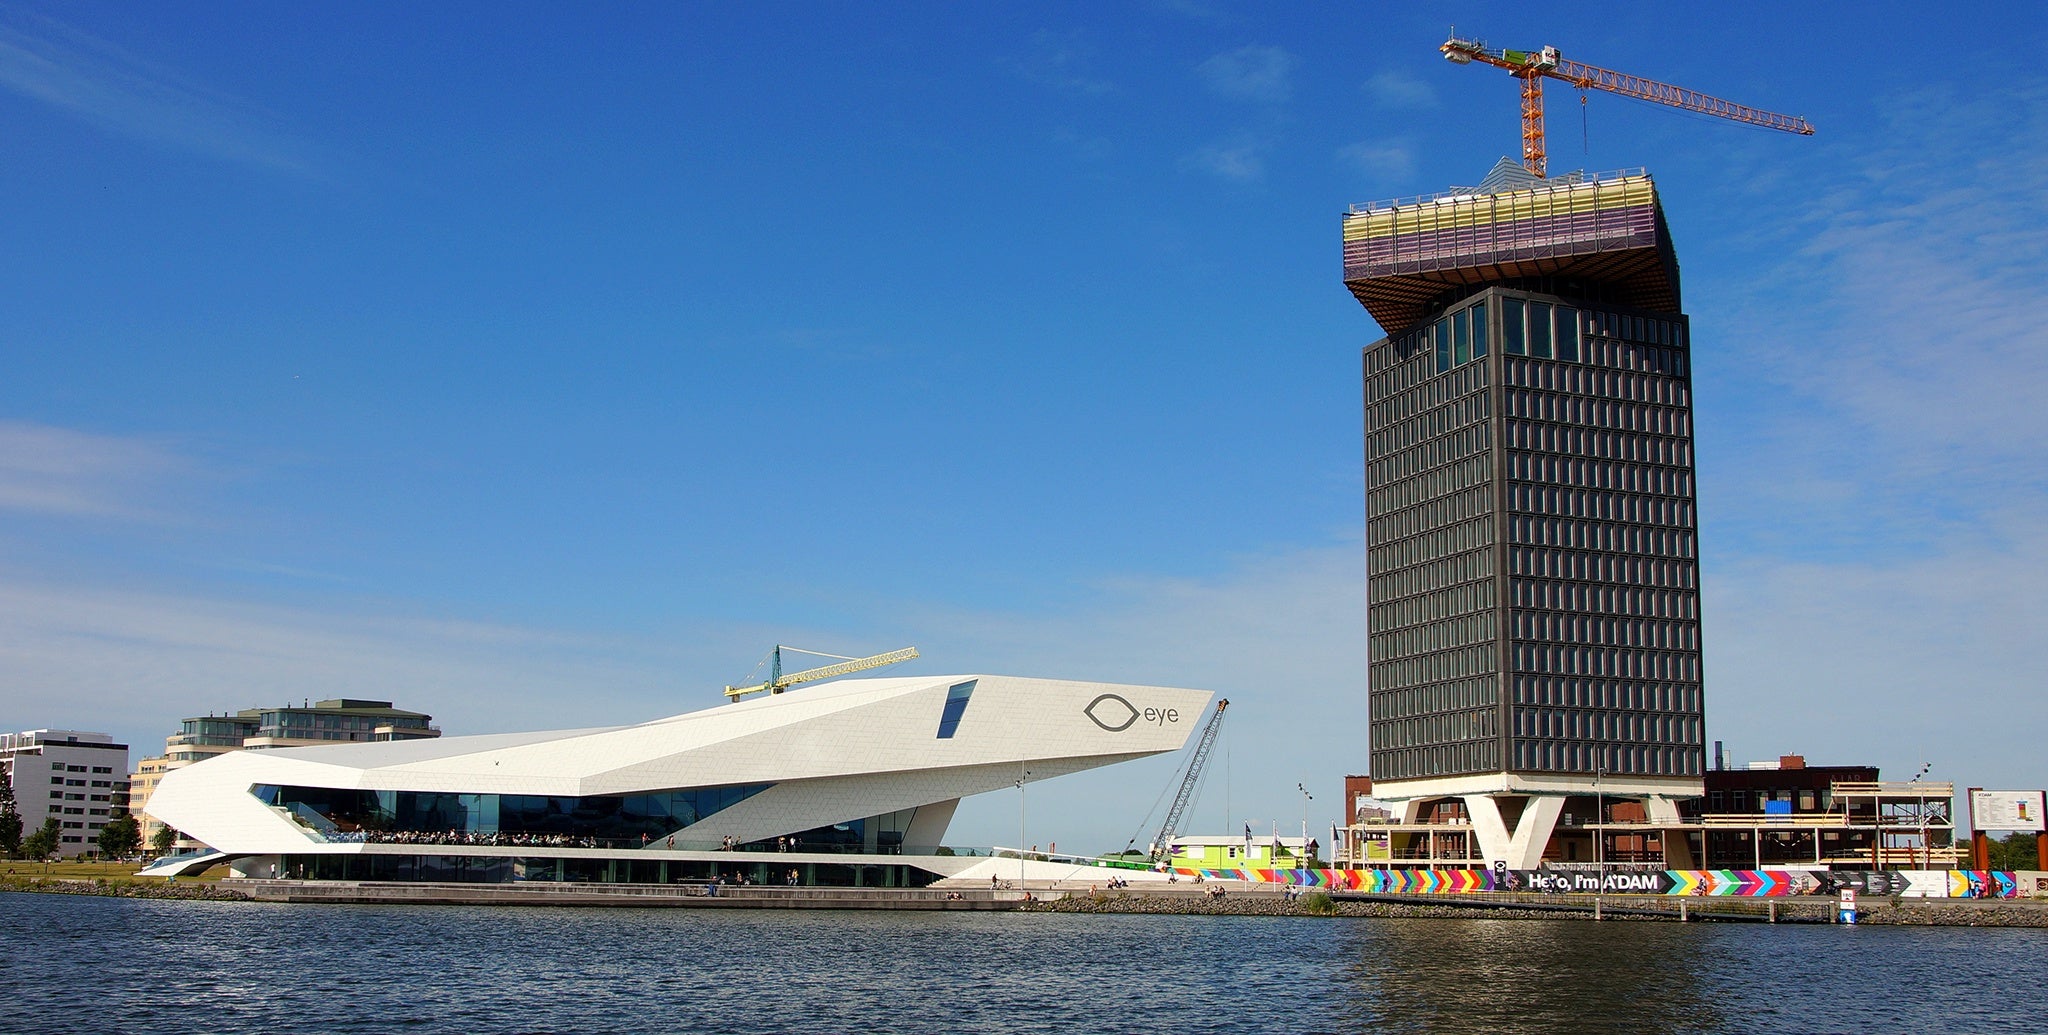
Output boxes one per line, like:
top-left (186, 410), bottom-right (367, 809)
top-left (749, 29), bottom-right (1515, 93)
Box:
top-left (1424, 300), bottom-right (1692, 379)
top-left (1367, 357), bottom-right (1488, 426)
top-left (1367, 548), bottom-right (1494, 601)
top-left (1513, 708), bottom-right (1699, 746)
top-left (1586, 310), bottom-right (1688, 350)
top-left (1511, 643), bottom-right (1702, 682)
top-left (1364, 324), bottom-right (1439, 378)
top-left (1375, 707), bottom-right (1500, 750)
top-left (1509, 485), bottom-right (1695, 529)
top-left (1370, 611), bottom-right (1497, 662)
top-left (1510, 546), bottom-right (1698, 589)
top-left (1505, 356), bottom-right (1691, 408)
top-left (1368, 485), bottom-right (1494, 549)
top-left (1505, 420), bottom-right (1691, 469)
top-left (1512, 740), bottom-right (1701, 776)
top-left (1428, 301), bottom-right (1495, 373)
top-left (1369, 643), bottom-right (1497, 691)
top-left (1583, 338), bottom-right (1690, 378)
top-left (1505, 389), bottom-right (1690, 437)
top-left (1367, 515), bottom-right (1494, 577)
top-left (257, 783), bottom-right (775, 841)
top-left (1497, 298), bottom-right (1579, 363)
top-left (1507, 514), bottom-right (1698, 559)
top-left (1367, 420), bottom-right (1489, 490)
top-left (1370, 676), bottom-right (1499, 721)
top-left (1367, 393), bottom-right (1493, 466)
top-left (1508, 580), bottom-right (1698, 621)
top-left (1367, 579), bottom-right (1496, 635)
top-left (1373, 742), bottom-right (1499, 782)
top-left (1506, 452), bottom-right (1695, 498)
top-left (1367, 449), bottom-right (1493, 520)
top-left (1511, 675), bottom-right (1700, 714)
top-left (1511, 611), bottom-right (1699, 652)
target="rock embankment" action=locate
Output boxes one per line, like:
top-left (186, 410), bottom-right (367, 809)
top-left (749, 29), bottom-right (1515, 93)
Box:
top-left (1022, 890), bottom-right (2048, 927)
top-left (0, 877), bottom-right (249, 902)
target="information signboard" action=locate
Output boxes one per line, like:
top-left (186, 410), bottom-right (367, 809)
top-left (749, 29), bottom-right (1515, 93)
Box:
top-left (1971, 790), bottom-right (2047, 832)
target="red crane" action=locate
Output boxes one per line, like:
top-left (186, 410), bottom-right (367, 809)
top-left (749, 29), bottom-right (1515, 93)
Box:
top-left (1441, 35), bottom-right (1814, 178)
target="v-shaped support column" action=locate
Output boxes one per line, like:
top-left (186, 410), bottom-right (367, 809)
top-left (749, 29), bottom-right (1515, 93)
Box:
top-left (1463, 794), bottom-right (1564, 871)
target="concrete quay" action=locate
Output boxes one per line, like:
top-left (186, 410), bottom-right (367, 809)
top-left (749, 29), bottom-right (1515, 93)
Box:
top-left (220, 878), bottom-right (1021, 909)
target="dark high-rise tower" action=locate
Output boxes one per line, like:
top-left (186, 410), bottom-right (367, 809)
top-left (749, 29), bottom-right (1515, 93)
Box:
top-left (1344, 164), bottom-right (1705, 867)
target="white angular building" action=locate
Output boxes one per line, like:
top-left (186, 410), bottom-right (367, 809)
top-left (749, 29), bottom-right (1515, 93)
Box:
top-left (144, 674), bottom-right (1212, 886)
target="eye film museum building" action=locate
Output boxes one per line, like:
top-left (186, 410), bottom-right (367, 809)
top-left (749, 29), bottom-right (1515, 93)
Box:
top-left (143, 674), bottom-right (1212, 886)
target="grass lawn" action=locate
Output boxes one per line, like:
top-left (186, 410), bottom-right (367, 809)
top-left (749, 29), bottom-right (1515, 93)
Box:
top-left (3, 859), bottom-right (223, 882)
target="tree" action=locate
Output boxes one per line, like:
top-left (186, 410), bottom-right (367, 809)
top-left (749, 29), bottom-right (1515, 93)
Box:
top-left (22, 817), bottom-right (60, 861)
top-left (0, 767), bottom-right (22, 859)
top-left (1988, 831), bottom-right (2042, 872)
top-left (98, 814), bottom-right (142, 860)
top-left (150, 824), bottom-right (180, 855)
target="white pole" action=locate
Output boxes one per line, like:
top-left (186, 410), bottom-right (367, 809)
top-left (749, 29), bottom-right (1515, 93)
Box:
top-left (1595, 767), bottom-right (1605, 920)
top-left (1017, 766), bottom-right (1029, 889)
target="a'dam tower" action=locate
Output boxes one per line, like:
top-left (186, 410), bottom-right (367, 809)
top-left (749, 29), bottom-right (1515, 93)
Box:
top-left (1346, 161), bottom-right (1706, 869)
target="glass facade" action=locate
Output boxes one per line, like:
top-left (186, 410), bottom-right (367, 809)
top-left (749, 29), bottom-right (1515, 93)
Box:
top-left (255, 783), bottom-right (773, 844)
top-left (278, 853), bottom-right (935, 887)
top-left (1365, 286), bottom-right (1705, 782)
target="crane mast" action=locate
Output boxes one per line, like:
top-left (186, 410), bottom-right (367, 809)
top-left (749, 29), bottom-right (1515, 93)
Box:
top-left (1149, 698), bottom-right (1229, 865)
top-left (1441, 35), bottom-right (1813, 178)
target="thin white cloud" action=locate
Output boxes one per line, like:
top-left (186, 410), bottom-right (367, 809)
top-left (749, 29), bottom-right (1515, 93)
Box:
top-left (1005, 30), bottom-right (1118, 96)
top-left (1197, 44), bottom-right (1295, 103)
top-left (1339, 139), bottom-right (1416, 183)
top-left (1701, 79), bottom-right (2048, 551)
top-left (1362, 70), bottom-right (1437, 109)
top-left (0, 10), bottom-right (316, 174)
top-left (0, 420), bottom-right (190, 519)
top-left (0, 578), bottom-right (713, 749)
top-left (1183, 136), bottom-right (1266, 182)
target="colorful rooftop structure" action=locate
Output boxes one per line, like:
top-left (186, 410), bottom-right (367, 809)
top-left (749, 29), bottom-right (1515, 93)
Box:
top-left (1342, 164), bottom-right (1680, 335)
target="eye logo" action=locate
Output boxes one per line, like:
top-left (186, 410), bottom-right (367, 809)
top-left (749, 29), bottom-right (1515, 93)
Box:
top-left (1084, 694), bottom-right (1138, 732)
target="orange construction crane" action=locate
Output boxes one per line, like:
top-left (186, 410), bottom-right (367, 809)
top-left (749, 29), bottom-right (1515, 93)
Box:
top-left (1441, 35), bottom-right (1814, 178)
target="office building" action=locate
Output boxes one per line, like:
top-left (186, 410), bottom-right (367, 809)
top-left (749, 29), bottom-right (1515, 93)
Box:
top-left (1344, 163), bottom-right (1706, 867)
top-left (1, 729), bottom-right (130, 856)
top-left (130, 698), bottom-right (440, 850)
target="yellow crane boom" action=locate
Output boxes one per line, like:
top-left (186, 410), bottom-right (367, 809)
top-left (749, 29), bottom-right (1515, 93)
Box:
top-left (1441, 35), bottom-right (1814, 178)
top-left (723, 646), bottom-right (919, 701)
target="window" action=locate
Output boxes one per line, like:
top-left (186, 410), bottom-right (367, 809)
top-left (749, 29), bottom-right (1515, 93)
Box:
top-left (1529, 302), bottom-right (1553, 359)
top-left (1555, 306), bottom-right (1580, 362)
top-left (1471, 302), bottom-right (1489, 357)
top-left (935, 680), bottom-right (977, 739)
top-left (1503, 298), bottom-right (1526, 354)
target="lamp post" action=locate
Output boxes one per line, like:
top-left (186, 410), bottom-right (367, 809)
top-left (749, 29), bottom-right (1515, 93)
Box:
top-left (1594, 766), bottom-right (1605, 921)
top-left (1298, 783), bottom-right (1313, 863)
top-left (1016, 766), bottom-right (1030, 890)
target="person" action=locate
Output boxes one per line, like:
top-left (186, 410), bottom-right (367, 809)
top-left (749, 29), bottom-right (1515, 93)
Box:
top-left (990, 874), bottom-right (999, 889)
top-left (1048, 842), bottom-right (1056, 858)
top-left (666, 835), bottom-right (675, 849)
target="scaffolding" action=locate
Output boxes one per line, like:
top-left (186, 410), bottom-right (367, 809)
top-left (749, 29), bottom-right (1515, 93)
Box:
top-left (1340, 168), bottom-right (1677, 335)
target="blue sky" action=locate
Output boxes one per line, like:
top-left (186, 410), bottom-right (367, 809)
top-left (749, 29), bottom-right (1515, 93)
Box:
top-left (2, 1), bottom-right (2042, 851)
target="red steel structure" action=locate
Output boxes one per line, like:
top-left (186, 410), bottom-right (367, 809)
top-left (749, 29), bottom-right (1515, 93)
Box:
top-left (1440, 36), bottom-right (1815, 179)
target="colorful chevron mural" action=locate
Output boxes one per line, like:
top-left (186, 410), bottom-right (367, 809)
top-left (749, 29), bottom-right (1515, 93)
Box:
top-left (1170, 866), bottom-right (2027, 899)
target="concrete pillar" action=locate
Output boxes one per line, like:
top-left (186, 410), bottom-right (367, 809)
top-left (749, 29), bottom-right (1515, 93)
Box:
top-left (1464, 794), bottom-right (1563, 871)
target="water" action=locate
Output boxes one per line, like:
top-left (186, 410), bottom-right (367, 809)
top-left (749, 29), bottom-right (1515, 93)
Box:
top-left (5, 891), bottom-right (2044, 1034)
